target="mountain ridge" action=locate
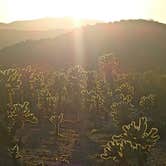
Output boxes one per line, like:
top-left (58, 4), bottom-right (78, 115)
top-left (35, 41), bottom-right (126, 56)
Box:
top-left (0, 17), bottom-right (101, 30)
top-left (0, 29), bottom-right (66, 49)
top-left (0, 19), bottom-right (166, 71)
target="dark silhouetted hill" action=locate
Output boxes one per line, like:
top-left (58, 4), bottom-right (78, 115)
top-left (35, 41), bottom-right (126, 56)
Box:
top-left (0, 17), bottom-right (101, 49)
top-left (0, 29), bottom-right (65, 49)
top-left (0, 19), bottom-right (166, 71)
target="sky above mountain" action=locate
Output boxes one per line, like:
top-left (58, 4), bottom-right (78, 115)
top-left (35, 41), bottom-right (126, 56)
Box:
top-left (0, 0), bottom-right (166, 23)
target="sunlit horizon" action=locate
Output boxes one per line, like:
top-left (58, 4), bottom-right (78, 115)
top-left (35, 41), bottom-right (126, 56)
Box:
top-left (1, 0), bottom-right (166, 24)
top-left (0, 16), bottom-right (105, 24)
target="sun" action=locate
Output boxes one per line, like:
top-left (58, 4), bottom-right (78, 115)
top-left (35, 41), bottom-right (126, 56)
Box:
top-left (2, 0), bottom-right (150, 23)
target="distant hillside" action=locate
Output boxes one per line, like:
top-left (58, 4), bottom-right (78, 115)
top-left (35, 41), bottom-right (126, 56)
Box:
top-left (1, 19), bottom-right (166, 71)
top-left (0, 29), bottom-right (66, 49)
top-left (0, 17), bottom-right (101, 49)
top-left (0, 17), bottom-right (101, 30)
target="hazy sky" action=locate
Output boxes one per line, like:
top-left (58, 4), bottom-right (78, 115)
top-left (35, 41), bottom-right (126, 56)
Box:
top-left (0, 0), bottom-right (166, 23)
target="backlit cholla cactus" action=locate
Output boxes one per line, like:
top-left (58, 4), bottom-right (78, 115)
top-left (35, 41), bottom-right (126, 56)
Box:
top-left (49, 113), bottom-right (64, 137)
top-left (0, 68), bottom-right (21, 90)
top-left (101, 139), bottom-right (123, 161)
top-left (0, 68), bottom-right (22, 104)
top-left (19, 65), bottom-right (37, 100)
top-left (116, 83), bottom-right (134, 99)
top-left (8, 101), bottom-right (38, 129)
top-left (111, 83), bottom-right (134, 126)
top-left (29, 71), bottom-right (45, 91)
top-left (139, 94), bottom-right (156, 111)
top-left (49, 72), bottom-right (68, 113)
top-left (51, 72), bottom-right (67, 95)
top-left (20, 65), bottom-right (35, 85)
top-left (37, 88), bottom-right (57, 110)
top-left (98, 53), bottom-right (120, 82)
top-left (101, 117), bottom-right (160, 164)
top-left (82, 76), bottom-right (108, 129)
top-left (67, 66), bottom-right (86, 120)
top-left (8, 144), bottom-right (21, 160)
top-left (122, 117), bottom-right (159, 151)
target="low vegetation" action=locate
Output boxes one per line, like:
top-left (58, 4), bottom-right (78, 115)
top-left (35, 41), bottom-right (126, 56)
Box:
top-left (0, 54), bottom-right (165, 165)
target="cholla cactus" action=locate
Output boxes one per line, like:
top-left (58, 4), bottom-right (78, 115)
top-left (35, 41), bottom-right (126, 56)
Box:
top-left (139, 94), bottom-right (156, 111)
top-left (0, 68), bottom-right (22, 104)
top-left (82, 79), bottom-right (107, 129)
top-left (51, 72), bottom-right (67, 94)
top-left (8, 144), bottom-right (21, 160)
top-left (101, 139), bottom-right (123, 161)
top-left (49, 113), bottom-right (64, 137)
top-left (37, 88), bottom-right (57, 110)
top-left (50, 72), bottom-right (68, 112)
top-left (67, 65), bottom-right (86, 98)
top-left (101, 117), bottom-right (160, 164)
top-left (67, 65), bottom-right (86, 82)
top-left (49, 113), bottom-right (64, 124)
top-left (29, 71), bottom-right (45, 91)
top-left (110, 82), bottom-right (135, 126)
top-left (122, 117), bottom-right (159, 151)
top-left (116, 83), bottom-right (134, 97)
top-left (98, 53), bottom-right (120, 82)
top-left (67, 66), bottom-right (86, 120)
top-left (86, 71), bottom-right (97, 91)
top-left (0, 69), bottom-right (21, 90)
top-left (8, 101), bottom-right (38, 128)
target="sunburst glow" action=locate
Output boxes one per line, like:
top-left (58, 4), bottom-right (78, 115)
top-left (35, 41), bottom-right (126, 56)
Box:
top-left (0, 0), bottom-right (165, 23)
